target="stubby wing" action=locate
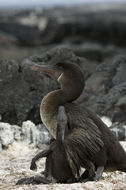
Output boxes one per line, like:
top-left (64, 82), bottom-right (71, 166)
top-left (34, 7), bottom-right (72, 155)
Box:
top-left (64, 103), bottom-right (104, 157)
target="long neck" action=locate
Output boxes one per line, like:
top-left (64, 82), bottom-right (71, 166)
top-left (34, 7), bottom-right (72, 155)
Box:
top-left (41, 74), bottom-right (84, 138)
top-left (43, 82), bottom-right (84, 107)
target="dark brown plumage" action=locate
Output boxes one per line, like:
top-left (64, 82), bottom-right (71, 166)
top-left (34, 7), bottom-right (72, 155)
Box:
top-left (16, 60), bottom-right (126, 185)
top-left (33, 60), bottom-right (126, 172)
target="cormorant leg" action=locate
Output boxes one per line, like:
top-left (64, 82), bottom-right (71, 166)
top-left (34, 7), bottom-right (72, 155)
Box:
top-left (44, 153), bottom-right (53, 181)
top-left (16, 147), bottom-right (53, 185)
top-left (30, 146), bottom-right (51, 170)
top-left (16, 176), bottom-right (51, 185)
top-left (80, 166), bottom-right (104, 182)
top-left (41, 138), bottom-right (55, 176)
top-left (94, 166), bottom-right (104, 180)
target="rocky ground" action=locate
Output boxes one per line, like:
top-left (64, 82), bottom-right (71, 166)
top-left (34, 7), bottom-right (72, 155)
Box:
top-left (0, 141), bottom-right (126, 190)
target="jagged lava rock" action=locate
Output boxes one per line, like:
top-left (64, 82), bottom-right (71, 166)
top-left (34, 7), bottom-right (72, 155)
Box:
top-left (82, 55), bottom-right (126, 122)
top-left (0, 47), bottom-right (87, 125)
top-left (0, 58), bottom-right (57, 124)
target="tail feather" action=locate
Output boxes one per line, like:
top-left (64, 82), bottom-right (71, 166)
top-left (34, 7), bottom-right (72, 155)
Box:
top-left (108, 140), bottom-right (126, 172)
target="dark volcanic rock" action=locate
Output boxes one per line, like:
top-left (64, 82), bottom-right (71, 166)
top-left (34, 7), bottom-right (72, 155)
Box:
top-left (38, 5), bottom-right (126, 46)
top-left (0, 9), bottom-right (47, 46)
top-left (82, 55), bottom-right (126, 122)
top-left (0, 58), bottom-right (58, 124)
top-left (1, 5), bottom-right (126, 46)
top-left (1, 46), bottom-right (126, 124)
top-left (0, 31), bottom-right (19, 46)
top-left (0, 47), bottom-right (87, 124)
top-left (0, 21), bottom-right (40, 46)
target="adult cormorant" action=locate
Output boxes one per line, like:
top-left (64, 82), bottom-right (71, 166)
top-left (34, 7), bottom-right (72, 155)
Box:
top-left (16, 60), bottom-right (126, 185)
top-left (32, 60), bottom-right (126, 175)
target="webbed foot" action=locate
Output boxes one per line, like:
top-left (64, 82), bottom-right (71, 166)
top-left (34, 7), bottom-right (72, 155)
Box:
top-left (16, 176), bottom-right (51, 185)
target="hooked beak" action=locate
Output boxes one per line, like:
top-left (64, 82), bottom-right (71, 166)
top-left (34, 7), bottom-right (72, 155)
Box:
top-left (32, 63), bottom-right (62, 80)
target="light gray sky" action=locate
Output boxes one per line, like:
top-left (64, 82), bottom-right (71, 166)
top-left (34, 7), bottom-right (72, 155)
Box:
top-left (0, 0), bottom-right (126, 8)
